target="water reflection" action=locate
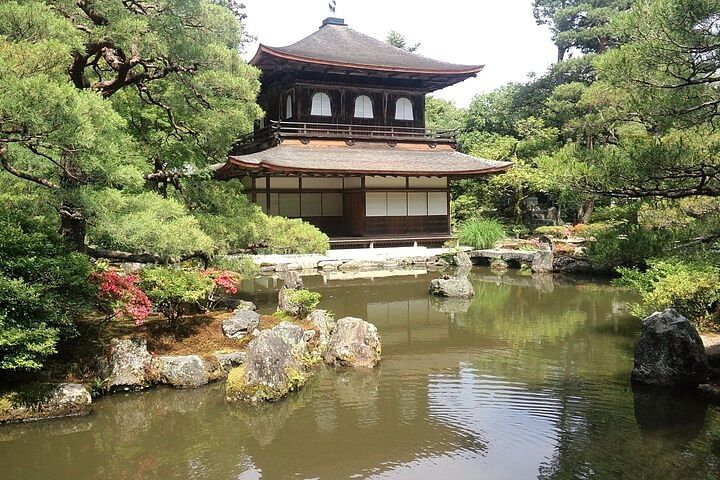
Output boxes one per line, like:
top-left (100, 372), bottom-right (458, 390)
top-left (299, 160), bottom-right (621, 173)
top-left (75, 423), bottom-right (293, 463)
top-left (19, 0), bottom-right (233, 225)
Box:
top-left (1, 268), bottom-right (720, 479)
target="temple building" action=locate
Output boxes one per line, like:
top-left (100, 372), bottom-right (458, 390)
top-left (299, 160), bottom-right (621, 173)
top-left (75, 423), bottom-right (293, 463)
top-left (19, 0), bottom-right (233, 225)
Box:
top-left (215, 17), bottom-right (511, 247)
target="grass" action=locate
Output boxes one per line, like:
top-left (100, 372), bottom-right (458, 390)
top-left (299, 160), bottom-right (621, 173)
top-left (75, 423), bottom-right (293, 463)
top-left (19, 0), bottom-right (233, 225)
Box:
top-left (457, 219), bottom-right (507, 250)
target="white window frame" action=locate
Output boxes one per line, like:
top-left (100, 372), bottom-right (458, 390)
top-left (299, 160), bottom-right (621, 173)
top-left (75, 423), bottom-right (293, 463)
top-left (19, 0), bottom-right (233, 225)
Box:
top-left (354, 95), bottom-right (374, 119)
top-left (285, 94), bottom-right (293, 119)
top-left (395, 97), bottom-right (414, 121)
top-left (311, 92), bottom-right (332, 117)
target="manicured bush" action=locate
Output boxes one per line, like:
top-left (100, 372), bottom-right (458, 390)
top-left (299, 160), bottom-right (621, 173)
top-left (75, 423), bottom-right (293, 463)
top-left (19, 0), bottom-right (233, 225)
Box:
top-left (0, 216), bottom-right (96, 372)
top-left (139, 267), bottom-right (215, 324)
top-left (0, 275), bottom-right (60, 371)
top-left (262, 216), bottom-right (329, 255)
top-left (586, 224), bottom-right (666, 271)
top-left (211, 255), bottom-right (259, 278)
top-left (457, 219), bottom-right (507, 250)
top-left (617, 258), bottom-right (720, 325)
top-left (534, 225), bottom-right (571, 238)
top-left (284, 289), bottom-right (321, 318)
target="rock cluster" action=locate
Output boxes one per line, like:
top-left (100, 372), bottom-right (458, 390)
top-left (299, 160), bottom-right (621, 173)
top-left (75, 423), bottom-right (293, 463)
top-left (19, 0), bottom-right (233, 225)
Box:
top-left (632, 308), bottom-right (709, 387)
top-left (226, 312), bottom-right (381, 403)
top-left (257, 256), bottom-right (448, 273)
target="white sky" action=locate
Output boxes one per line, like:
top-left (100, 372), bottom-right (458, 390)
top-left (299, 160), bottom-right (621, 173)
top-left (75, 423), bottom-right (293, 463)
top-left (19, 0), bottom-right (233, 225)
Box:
top-left (240, 0), bottom-right (558, 107)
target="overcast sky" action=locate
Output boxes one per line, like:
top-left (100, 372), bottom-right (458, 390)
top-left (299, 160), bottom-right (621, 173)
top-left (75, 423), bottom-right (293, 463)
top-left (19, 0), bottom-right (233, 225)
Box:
top-left (240, 0), bottom-right (558, 107)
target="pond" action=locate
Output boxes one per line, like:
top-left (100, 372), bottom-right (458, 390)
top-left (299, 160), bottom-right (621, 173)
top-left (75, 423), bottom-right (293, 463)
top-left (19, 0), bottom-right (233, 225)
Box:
top-left (1, 268), bottom-right (719, 479)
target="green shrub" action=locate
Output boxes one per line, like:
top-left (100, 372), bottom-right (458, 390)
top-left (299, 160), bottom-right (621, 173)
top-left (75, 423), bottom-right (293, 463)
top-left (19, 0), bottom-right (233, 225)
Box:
top-left (0, 275), bottom-right (60, 371)
top-left (586, 224), bottom-right (666, 271)
top-left (0, 216), bottom-right (96, 373)
top-left (211, 255), bottom-right (259, 278)
top-left (457, 219), bottom-right (507, 250)
top-left (617, 258), bottom-right (720, 325)
top-left (534, 225), bottom-right (571, 238)
top-left (284, 289), bottom-right (321, 318)
top-left (262, 217), bottom-right (329, 255)
top-left (139, 267), bottom-right (214, 324)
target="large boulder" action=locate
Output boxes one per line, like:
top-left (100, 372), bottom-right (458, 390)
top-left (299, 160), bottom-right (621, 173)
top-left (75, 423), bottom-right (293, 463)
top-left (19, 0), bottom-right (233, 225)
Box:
top-left (631, 309), bottom-right (709, 387)
top-left (429, 275), bottom-right (474, 299)
top-left (222, 308), bottom-right (260, 339)
top-left (0, 383), bottom-right (92, 424)
top-left (156, 355), bottom-right (208, 388)
top-left (272, 322), bottom-right (307, 355)
top-left (324, 317), bottom-right (381, 368)
top-left (100, 338), bottom-right (155, 391)
top-left (225, 327), bottom-right (308, 403)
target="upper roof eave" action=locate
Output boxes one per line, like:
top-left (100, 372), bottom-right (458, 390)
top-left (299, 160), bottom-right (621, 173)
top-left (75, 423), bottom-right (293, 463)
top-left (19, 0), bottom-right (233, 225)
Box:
top-left (251, 44), bottom-right (484, 77)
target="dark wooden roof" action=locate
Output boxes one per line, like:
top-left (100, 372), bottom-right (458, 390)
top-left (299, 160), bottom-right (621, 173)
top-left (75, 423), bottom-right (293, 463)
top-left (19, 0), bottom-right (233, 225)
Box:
top-left (251, 19), bottom-right (484, 91)
top-left (215, 141), bottom-right (511, 178)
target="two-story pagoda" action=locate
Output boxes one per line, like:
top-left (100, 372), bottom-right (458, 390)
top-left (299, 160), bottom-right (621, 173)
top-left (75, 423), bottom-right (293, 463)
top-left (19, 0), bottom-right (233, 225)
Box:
top-left (215, 17), bottom-right (511, 247)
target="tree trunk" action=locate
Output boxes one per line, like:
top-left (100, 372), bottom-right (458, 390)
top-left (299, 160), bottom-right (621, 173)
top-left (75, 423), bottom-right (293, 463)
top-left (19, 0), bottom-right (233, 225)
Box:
top-left (578, 199), bottom-right (594, 224)
top-left (59, 204), bottom-right (87, 252)
top-left (58, 153), bottom-right (87, 252)
top-left (557, 45), bottom-right (566, 62)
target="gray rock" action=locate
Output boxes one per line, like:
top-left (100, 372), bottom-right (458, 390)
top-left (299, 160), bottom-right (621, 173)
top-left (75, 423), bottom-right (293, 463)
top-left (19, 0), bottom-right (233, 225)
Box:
top-left (0, 383), bottom-right (92, 424)
top-left (698, 383), bottom-right (720, 401)
top-left (236, 300), bottom-right (257, 311)
top-left (453, 250), bottom-right (473, 267)
top-left (214, 351), bottom-right (246, 371)
top-left (101, 338), bottom-right (154, 391)
top-left (226, 328), bottom-right (308, 402)
top-left (308, 309), bottom-right (335, 350)
top-left (317, 260), bottom-right (343, 271)
top-left (222, 308), bottom-right (260, 339)
top-left (324, 317), bottom-right (382, 368)
top-left (338, 259), bottom-right (384, 271)
top-left (632, 309), bottom-right (709, 387)
top-left (157, 355), bottom-right (208, 388)
top-left (278, 271), bottom-right (305, 315)
top-left (701, 333), bottom-right (720, 366)
top-left (531, 250), bottom-right (554, 273)
top-left (272, 322), bottom-right (307, 355)
top-left (553, 255), bottom-right (592, 273)
top-left (429, 276), bottom-right (475, 299)
top-left (280, 271), bottom-right (303, 290)
top-left (471, 248), bottom-right (536, 263)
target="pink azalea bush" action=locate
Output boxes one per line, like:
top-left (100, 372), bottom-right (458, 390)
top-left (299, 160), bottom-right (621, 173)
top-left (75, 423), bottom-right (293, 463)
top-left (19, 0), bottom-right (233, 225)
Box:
top-left (90, 270), bottom-right (153, 326)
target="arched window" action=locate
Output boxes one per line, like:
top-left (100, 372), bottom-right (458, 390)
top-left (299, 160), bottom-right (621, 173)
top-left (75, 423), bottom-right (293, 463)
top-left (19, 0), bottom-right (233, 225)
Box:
top-left (354, 95), bottom-right (374, 118)
top-left (395, 97), bottom-right (414, 121)
top-left (285, 94), bottom-right (293, 119)
top-left (311, 92), bottom-right (332, 116)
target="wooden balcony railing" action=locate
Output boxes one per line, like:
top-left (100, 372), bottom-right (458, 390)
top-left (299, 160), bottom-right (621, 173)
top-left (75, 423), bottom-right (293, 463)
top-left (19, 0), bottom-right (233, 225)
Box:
top-left (231, 120), bottom-right (457, 155)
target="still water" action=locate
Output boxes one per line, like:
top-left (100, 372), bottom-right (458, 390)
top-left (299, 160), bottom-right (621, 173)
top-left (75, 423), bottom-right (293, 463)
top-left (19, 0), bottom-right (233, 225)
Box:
top-left (2, 268), bottom-right (720, 479)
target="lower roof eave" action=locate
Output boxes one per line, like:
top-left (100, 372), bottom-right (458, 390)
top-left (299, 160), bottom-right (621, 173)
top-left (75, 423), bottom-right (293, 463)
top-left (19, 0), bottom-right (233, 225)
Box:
top-left (215, 159), bottom-right (512, 180)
